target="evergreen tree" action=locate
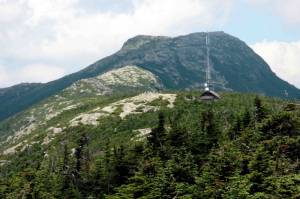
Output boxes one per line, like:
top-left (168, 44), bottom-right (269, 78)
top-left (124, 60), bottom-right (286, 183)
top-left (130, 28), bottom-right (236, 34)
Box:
top-left (168, 125), bottom-right (188, 148)
top-left (249, 149), bottom-right (272, 194)
top-left (91, 159), bottom-right (105, 198)
top-left (71, 132), bottom-right (90, 197)
top-left (254, 96), bottom-right (266, 123)
top-left (242, 109), bottom-right (251, 128)
top-left (230, 116), bottom-right (242, 140)
top-left (103, 140), bottom-right (114, 194)
top-left (112, 145), bottom-right (131, 186)
top-left (60, 145), bottom-right (74, 198)
top-left (74, 133), bottom-right (89, 176)
top-left (201, 109), bottom-right (219, 145)
top-left (147, 112), bottom-right (167, 157)
top-left (33, 160), bottom-right (56, 198)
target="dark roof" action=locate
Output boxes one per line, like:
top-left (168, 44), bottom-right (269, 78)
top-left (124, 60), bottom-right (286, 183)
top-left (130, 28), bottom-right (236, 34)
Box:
top-left (200, 90), bottom-right (220, 100)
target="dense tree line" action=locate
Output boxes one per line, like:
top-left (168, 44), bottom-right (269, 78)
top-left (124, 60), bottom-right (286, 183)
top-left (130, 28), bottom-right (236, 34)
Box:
top-left (1, 93), bottom-right (300, 198)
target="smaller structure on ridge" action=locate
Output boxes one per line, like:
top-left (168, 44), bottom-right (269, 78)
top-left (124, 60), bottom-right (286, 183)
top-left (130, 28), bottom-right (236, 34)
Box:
top-left (200, 84), bottom-right (220, 101)
top-left (200, 33), bottom-right (220, 101)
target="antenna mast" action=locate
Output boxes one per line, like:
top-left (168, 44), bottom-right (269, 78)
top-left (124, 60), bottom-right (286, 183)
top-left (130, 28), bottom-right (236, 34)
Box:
top-left (205, 32), bottom-right (211, 91)
top-left (200, 32), bottom-right (221, 101)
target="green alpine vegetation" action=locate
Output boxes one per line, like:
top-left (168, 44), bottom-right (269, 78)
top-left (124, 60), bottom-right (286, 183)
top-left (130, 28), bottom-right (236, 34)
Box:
top-left (1, 91), bottom-right (300, 198)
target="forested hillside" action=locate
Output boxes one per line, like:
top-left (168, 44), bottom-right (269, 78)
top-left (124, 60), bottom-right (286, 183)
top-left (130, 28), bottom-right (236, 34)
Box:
top-left (1, 92), bottom-right (300, 198)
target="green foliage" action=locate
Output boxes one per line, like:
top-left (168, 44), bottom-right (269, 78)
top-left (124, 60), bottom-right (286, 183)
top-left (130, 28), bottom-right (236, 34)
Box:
top-left (254, 96), bottom-right (267, 123)
top-left (260, 112), bottom-right (300, 138)
top-left (1, 92), bottom-right (300, 198)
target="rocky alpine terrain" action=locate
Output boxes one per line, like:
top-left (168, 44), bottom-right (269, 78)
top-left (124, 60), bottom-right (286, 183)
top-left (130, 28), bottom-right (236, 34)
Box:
top-left (0, 31), bottom-right (299, 121)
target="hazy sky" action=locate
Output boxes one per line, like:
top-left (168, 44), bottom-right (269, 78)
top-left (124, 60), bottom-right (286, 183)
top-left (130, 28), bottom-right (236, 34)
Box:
top-left (1, 0), bottom-right (300, 88)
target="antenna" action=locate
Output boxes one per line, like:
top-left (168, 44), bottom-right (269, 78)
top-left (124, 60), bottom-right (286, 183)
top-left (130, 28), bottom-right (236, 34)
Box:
top-left (284, 90), bottom-right (289, 98)
top-left (200, 32), bottom-right (221, 101)
top-left (205, 32), bottom-right (211, 91)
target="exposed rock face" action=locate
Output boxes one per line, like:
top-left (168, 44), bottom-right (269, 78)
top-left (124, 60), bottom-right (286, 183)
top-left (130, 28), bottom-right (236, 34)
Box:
top-left (0, 66), bottom-right (163, 148)
top-left (0, 91), bottom-right (176, 154)
top-left (99, 65), bottom-right (159, 87)
top-left (121, 35), bottom-right (170, 51)
top-left (70, 92), bottom-right (176, 127)
top-left (114, 32), bottom-right (299, 97)
top-left (66, 65), bottom-right (163, 96)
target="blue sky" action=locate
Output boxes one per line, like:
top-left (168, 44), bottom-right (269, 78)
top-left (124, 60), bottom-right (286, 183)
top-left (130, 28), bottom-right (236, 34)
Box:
top-left (224, 0), bottom-right (300, 43)
top-left (0, 0), bottom-right (300, 88)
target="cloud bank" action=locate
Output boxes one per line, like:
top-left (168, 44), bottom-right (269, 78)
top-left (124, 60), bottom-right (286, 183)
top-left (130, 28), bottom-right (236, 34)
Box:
top-left (0, 64), bottom-right (65, 87)
top-left (251, 41), bottom-right (300, 88)
top-left (1, 0), bottom-right (300, 89)
top-left (0, 0), bottom-right (234, 88)
top-left (248, 0), bottom-right (300, 25)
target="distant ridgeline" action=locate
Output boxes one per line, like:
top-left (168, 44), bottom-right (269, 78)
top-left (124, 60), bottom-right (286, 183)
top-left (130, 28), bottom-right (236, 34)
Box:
top-left (0, 31), bottom-right (300, 121)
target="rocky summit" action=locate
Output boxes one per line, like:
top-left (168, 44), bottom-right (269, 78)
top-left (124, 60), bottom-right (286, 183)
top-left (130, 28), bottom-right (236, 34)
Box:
top-left (0, 32), bottom-right (299, 121)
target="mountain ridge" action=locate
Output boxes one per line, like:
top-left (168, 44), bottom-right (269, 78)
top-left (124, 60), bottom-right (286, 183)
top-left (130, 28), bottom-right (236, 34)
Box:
top-left (0, 31), bottom-right (299, 121)
top-left (0, 66), bottom-right (162, 142)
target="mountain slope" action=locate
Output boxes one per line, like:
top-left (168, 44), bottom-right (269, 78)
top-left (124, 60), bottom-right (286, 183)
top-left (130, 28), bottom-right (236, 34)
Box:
top-left (0, 66), bottom-right (162, 145)
top-left (1, 90), bottom-right (300, 198)
top-left (0, 83), bottom-right (43, 119)
top-left (0, 32), bottom-right (299, 121)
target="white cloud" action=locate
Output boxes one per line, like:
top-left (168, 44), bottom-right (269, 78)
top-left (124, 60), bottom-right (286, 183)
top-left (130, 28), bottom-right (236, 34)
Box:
top-left (251, 41), bottom-right (300, 88)
top-left (0, 66), bottom-right (10, 86)
top-left (0, 64), bottom-right (65, 88)
top-left (0, 0), bottom-right (235, 87)
top-left (2, 0), bottom-right (300, 90)
top-left (248, 0), bottom-right (300, 25)
top-left (0, 0), bottom-right (24, 23)
top-left (19, 64), bottom-right (66, 83)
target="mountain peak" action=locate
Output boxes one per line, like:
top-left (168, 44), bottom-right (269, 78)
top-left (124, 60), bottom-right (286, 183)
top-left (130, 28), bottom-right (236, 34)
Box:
top-left (0, 32), bottom-right (299, 122)
top-left (121, 35), bottom-right (169, 51)
top-left (121, 32), bottom-right (228, 51)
